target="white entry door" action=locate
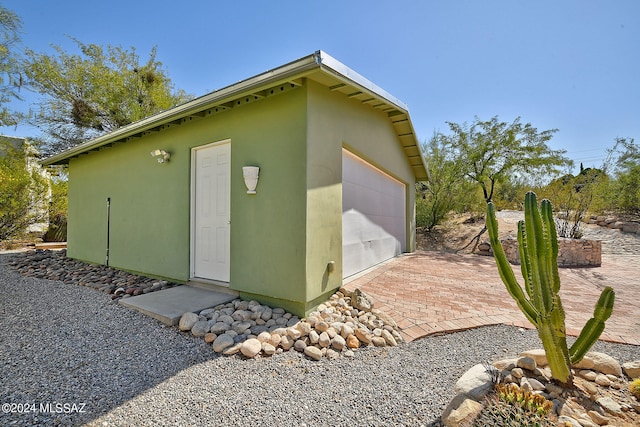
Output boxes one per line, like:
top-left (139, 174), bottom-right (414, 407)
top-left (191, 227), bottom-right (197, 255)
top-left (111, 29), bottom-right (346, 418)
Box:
top-left (192, 142), bottom-right (231, 282)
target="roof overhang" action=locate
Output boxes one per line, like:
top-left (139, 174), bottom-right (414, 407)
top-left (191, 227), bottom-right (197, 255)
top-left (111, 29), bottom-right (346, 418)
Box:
top-left (42, 50), bottom-right (428, 180)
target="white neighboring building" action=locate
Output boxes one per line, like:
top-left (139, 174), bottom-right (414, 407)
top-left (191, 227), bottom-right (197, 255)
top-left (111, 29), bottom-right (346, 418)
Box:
top-left (1, 136), bottom-right (51, 234)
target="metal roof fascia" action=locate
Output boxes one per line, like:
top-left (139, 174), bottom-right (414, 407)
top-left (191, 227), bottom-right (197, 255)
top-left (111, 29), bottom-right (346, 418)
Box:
top-left (42, 53), bottom-right (323, 166)
top-left (312, 52), bottom-right (428, 180)
top-left (314, 50), bottom-right (409, 112)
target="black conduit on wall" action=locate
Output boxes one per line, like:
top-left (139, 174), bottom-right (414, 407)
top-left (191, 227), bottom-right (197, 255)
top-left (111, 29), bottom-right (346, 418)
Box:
top-left (106, 197), bottom-right (111, 267)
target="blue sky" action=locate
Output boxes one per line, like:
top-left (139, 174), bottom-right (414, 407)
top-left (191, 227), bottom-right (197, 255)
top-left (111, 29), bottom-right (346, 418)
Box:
top-left (3, 0), bottom-right (639, 171)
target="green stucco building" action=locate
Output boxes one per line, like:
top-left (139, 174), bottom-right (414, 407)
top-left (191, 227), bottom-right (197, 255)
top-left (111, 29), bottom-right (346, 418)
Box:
top-left (43, 51), bottom-right (428, 316)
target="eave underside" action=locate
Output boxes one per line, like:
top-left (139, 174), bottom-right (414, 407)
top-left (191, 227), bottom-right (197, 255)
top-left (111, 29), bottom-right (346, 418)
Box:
top-left (44, 65), bottom-right (428, 181)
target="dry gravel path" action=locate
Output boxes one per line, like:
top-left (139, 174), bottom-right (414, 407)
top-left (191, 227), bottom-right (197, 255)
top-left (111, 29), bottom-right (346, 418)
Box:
top-left (1, 237), bottom-right (639, 426)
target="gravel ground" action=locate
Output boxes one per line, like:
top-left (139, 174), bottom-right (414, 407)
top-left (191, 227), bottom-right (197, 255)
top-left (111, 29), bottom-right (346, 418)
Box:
top-left (1, 253), bottom-right (639, 427)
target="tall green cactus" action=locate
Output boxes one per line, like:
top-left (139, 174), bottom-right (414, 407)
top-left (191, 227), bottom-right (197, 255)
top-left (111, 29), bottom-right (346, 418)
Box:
top-left (486, 192), bottom-right (615, 386)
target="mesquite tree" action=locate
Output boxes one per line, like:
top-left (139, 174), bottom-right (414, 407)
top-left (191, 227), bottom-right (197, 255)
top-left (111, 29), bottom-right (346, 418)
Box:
top-left (436, 116), bottom-right (571, 203)
top-left (0, 4), bottom-right (23, 127)
top-left (23, 39), bottom-right (192, 154)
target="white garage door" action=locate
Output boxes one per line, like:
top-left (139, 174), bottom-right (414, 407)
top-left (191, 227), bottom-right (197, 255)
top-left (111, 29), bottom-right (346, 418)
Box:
top-left (342, 149), bottom-right (406, 279)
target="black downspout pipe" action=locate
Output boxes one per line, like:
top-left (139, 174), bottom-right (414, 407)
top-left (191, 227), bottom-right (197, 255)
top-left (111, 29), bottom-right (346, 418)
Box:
top-left (106, 197), bottom-right (111, 267)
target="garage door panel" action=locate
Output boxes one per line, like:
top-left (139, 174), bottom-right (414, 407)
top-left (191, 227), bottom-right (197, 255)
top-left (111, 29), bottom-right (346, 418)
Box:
top-left (342, 233), bottom-right (401, 278)
top-left (342, 150), bottom-right (406, 279)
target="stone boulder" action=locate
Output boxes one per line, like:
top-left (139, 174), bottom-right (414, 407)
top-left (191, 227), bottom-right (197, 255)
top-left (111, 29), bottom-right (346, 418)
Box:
top-left (212, 334), bottom-right (235, 353)
top-left (519, 349), bottom-right (547, 366)
top-left (453, 363), bottom-right (493, 401)
top-left (622, 361), bottom-right (640, 379)
top-left (574, 352), bottom-right (622, 376)
top-left (178, 312), bottom-right (198, 331)
top-left (304, 346), bottom-right (322, 361)
top-left (240, 338), bottom-right (262, 358)
top-left (442, 395), bottom-right (483, 427)
top-left (351, 288), bottom-right (374, 311)
top-left (190, 320), bottom-right (210, 337)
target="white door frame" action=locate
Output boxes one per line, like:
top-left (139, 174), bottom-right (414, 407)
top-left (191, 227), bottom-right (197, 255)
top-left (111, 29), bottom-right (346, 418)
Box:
top-left (190, 139), bottom-right (231, 284)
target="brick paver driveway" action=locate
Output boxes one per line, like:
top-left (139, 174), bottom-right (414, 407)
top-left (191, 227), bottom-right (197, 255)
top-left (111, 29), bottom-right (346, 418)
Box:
top-left (344, 251), bottom-right (640, 345)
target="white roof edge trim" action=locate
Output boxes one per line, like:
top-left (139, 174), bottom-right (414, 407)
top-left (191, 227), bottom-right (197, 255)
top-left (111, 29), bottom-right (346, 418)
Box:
top-left (314, 50), bottom-right (409, 112)
top-left (42, 50), bottom-right (412, 165)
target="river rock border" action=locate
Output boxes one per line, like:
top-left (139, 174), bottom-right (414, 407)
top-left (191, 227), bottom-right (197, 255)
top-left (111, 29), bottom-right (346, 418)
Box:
top-left (5, 249), bottom-right (181, 298)
top-left (5, 249), bottom-right (403, 360)
top-left (586, 215), bottom-right (640, 235)
top-left (442, 350), bottom-right (640, 427)
top-left (177, 288), bottom-right (404, 360)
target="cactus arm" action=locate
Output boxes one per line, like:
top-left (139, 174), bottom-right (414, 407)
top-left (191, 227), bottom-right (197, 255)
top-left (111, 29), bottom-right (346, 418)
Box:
top-left (523, 193), bottom-right (543, 309)
top-left (523, 192), bottom-right (554, 315)
top-left (570, 319), bottom-right (605, 364)
top-left (541, 199), bottom-right (560, 294)
top-left (517, 220), bottom-right (534, 299)
top-left (486, 202), bottom-right (539, 325)
top-left (569, 287), bottom-right (615, 364)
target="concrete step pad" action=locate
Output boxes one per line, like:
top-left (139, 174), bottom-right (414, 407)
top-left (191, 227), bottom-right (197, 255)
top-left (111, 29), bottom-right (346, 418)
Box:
top-left (119, 285), bottom-right (237, 326)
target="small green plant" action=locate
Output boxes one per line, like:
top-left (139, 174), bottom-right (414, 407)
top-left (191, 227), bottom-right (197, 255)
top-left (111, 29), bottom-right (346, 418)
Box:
top-left (474, 384), bottom-right (554, 427)
top-left (497, 384), bottom-right (553, 416)
top-left (486, 192), bottom-right (615, 386)
top-left (630, 379), bottom-right (640, 400)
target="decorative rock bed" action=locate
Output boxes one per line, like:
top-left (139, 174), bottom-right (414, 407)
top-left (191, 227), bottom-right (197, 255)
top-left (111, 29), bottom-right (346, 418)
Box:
top-left (586, 216), bottom-right (640, 235)
top-left (5, 249), bottom-right (403, 361)
top-left (176, 288), bottom-right (404, 360)
top-left (5, 249), bottom-right (181, 298)
top-left (443, 350), bottom-right (640, 427)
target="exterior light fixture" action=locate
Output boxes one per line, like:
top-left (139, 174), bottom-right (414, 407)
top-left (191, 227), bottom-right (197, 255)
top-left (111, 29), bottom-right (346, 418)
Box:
top-left (242, 166), bottom-right (259, 194)
top-left (150, 149), bottom-right (170, 163)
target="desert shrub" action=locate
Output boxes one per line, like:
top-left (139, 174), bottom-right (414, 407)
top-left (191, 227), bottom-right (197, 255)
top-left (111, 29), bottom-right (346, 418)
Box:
top-left (415, 190), bottom-right (443, 230)
top-left (48, 171), bottom-right (67, 216)
top-left (536, 167), bottom-right (604, 239)
top-left (630, 379), bottom-right (640, 400)
top-left (492, 178), bottom-right (528, 211)
top-left (416, 180), bottom-right (482, 230)
top-left (417, 133), bottom-right (478, 230)
top-left (596, 137), bottom-right (640, 215)
top-left (612, 163), bottom-right (640, 215)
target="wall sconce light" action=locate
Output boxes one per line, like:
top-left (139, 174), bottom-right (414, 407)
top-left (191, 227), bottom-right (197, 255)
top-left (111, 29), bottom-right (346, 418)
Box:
top-left (242, 166), bottom-right (259, 194)
top-left (150, 149), bottom-right (170, 163)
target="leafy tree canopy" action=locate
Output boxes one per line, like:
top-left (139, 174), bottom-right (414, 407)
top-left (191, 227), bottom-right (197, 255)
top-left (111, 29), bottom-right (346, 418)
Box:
top-left (605, 137), bottom-right (639, 176)
top-left (0, 137), bottom-right (48, 241)
top-left (24, 38), bottom-right (192, 154)
top-left (417, 132), bottom-right (480, 229)
top-left (604, 137), bottom-right (640, 214)
top-left (0, 3), bottom-right (22, 127)
top-left (438, 116), bottom-right (572, 202)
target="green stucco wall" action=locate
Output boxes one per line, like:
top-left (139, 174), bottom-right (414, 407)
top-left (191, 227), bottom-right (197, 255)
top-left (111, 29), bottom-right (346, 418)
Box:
top-left (68, 88), bottom-right (309, 311)
top-left (303, 79), bottom-right (417, 309)
top-left (67, 130), bottom-right (191, 279)
top-left (66, 79), bottom-right (416, 316)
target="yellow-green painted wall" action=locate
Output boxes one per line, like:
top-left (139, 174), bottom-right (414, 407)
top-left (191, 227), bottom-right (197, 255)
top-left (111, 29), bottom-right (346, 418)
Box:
top-left (66, 79), bottom-right (416, 316)
top-left (304, 79), bottom-right (417, 307)
top-left (67, 128), bottom-right (191, 279)
top-left (68, 88), bottom-right (309, 310)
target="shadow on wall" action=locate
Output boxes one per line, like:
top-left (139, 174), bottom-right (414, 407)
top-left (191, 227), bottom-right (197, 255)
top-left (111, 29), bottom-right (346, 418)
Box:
top-left (342, 209), bottom-right (401, 278)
